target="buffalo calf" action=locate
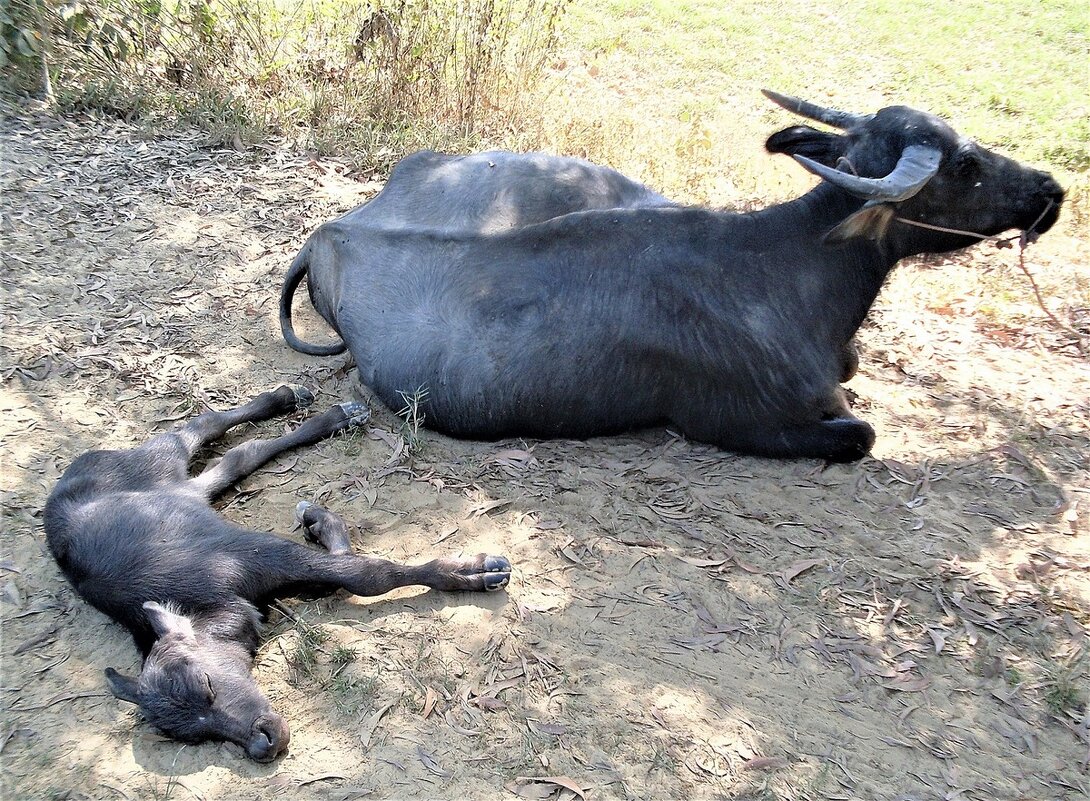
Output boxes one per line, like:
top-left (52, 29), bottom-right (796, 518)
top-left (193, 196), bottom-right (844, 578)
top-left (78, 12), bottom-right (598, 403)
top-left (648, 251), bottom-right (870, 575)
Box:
top-left (44, 386), bottom-right (511, 761)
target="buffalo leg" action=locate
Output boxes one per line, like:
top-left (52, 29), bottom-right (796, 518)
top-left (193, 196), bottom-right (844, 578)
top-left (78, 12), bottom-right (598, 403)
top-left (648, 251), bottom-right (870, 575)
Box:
top-left (765, 416), bottom-right (876, 463)
top-left (189, 402), bottom-right (371, 499)
top-left (839, 340), bottom-right (860, 383)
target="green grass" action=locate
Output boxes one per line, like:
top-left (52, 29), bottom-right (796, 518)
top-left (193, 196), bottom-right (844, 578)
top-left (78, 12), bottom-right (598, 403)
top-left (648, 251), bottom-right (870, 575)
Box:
top-left (328, 670), bottom-right (381, 719)
top-left (287, 617), bottom-right (330, 684)
top-left (540, 0), bottom-right (1088, 217)
top-left (10, 0), bottom-right (1088, 223)
top-left (1042, 658), bottom-right (1087, 715)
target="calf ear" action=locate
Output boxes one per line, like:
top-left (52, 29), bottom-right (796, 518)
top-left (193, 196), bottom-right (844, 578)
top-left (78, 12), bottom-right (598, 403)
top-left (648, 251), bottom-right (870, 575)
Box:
top-left (766, 125), bottom-right (844, 164)
top-left (143, 601), bottom-right (196, 640)
top-left (105, 667), bottom-right (141, 705)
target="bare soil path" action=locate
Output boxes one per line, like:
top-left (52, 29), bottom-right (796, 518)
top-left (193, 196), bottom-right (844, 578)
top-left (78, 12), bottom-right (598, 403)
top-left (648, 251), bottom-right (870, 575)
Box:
top-left (2, 112), bottom-right (1088, 801)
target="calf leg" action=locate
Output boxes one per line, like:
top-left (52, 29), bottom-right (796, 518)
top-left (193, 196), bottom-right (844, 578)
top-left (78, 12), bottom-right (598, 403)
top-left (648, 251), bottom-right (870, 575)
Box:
top-left (290, 503), bottom-right (509, 590)
top-left (240, 504), bottom-right (511, 602)
top-left (275, 550), bottom-right (513, 598)
top-left (295, 501), bottom-right (352, 556)
top-left (170, 385), bottom-right (314, 457)
top-left (337, 552), bottom-right (513, 594)
top-left (189, 402), bottom-right (370, 499)
top-left (295, 504), bottom-right (510, 594)
top-left (135, 385), bottom-right (314, 476)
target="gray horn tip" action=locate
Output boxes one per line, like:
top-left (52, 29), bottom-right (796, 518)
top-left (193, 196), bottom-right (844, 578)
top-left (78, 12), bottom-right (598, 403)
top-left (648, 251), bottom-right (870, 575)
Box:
top-left (761, 89), bottom-right (800, 108)
top-left (791, 153), bottom-right (826, 175)
top-left (762, 90), bottom-right (870, 130)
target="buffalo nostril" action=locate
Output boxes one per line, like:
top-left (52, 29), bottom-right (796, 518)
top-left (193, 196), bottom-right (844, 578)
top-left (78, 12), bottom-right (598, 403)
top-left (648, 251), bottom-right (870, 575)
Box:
top-left (1039, 175), bottom-right (1064, 202)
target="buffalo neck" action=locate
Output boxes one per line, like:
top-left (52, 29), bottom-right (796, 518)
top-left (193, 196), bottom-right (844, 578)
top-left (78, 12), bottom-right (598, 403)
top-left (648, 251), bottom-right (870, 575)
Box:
top-left (731, 184), bottom-right (901, 341)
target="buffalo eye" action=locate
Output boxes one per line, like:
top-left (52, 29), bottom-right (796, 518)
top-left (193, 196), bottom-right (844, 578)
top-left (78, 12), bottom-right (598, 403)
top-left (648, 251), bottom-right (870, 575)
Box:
top-left (953, 146), bottom-right (982, 177)
top-left (203, 673), bottom-right (216, 705)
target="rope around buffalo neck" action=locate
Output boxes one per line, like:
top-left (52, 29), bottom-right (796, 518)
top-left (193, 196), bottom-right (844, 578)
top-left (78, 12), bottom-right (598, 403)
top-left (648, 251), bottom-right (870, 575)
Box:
top-left (893, 198), bottom-right (1055, 248)
top-left (895, 200), bottom-right (1072, 333)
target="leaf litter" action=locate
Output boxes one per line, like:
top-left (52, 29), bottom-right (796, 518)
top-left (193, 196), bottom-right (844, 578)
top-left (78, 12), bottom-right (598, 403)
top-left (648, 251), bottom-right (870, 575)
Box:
top-left (1, 111), bottom-right (1088, 801)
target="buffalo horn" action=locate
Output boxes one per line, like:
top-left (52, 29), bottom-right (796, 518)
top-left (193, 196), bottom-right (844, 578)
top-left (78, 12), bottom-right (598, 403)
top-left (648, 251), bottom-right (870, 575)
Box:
top-left (792, 145), bottom-right (942, 202)
top-left (762, 89), bottom-right (870, 129)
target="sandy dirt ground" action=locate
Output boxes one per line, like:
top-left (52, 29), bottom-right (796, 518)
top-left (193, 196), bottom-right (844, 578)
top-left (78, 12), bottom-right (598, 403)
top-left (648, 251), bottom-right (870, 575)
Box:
top-left (2, 111), bottom-right (1088, 801)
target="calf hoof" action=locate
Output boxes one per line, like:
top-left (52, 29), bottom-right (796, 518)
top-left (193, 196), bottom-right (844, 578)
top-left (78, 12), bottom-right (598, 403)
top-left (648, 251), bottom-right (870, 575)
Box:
top-left (337, 401), bottom-right (372, 428)
top-left (295, 500), bottom-right (314, 525)
top-left (460, 554), bottom-right (512, 592)
top-left (295, 501), bottom-right (352, 555)
top-left (289, 385), bottom-right (315, 409)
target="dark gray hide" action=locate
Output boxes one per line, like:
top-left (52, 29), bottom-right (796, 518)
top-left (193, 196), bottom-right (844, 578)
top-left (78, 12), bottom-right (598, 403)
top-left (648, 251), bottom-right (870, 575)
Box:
top-left (44, 386), bottom-right (511, 761)
top-left (281, 92), bottom-right (1063, 462)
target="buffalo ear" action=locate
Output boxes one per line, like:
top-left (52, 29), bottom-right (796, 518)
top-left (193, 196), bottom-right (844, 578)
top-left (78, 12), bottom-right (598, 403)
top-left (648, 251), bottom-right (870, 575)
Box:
top-left (766, 125), bottom-right (844, 164)
top-left (143, 601), bottom-right (195, 640)
top-left (105, 667), bottom-right (141, 705)
top-left (825, 203), bottom-right (896, 243)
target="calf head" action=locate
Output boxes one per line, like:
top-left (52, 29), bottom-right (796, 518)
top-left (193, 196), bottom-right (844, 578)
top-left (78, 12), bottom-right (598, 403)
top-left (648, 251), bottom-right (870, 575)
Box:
top-left (104, 602), bottom-right (289, 762)
top-left (763, 90), bottom-right (1064, 252)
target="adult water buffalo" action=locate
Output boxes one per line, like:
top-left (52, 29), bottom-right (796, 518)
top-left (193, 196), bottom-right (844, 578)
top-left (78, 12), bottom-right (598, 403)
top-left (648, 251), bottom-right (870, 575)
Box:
top-left (280, 91), bottom-right (1063, 462)
top-left (44, 387), bottom-right (511, 760)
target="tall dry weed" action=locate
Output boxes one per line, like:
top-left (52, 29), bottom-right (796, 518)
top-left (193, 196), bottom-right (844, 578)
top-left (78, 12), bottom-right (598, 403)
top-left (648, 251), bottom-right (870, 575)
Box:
top-left (5, 0), bottom-right (569, 166)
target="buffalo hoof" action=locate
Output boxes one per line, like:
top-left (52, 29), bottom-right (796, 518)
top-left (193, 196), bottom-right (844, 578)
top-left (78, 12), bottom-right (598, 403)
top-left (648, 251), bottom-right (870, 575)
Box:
top-left (337, 401), bottom-right (372, 428)
top-left (288, 385), bottom-right (315, 409)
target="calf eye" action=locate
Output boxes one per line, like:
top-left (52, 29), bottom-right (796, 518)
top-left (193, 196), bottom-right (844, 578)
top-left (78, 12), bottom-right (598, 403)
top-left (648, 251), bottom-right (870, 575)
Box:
top-left (203, 674), bottom-right (216, 705)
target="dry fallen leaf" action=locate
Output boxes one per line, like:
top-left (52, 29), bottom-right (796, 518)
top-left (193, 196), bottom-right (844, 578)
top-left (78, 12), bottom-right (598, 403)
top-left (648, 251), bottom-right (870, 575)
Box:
top-left (776, 558), bottom-right (825, 584)
top-left (297, 773), bottom-right (348, 786)
top-left (445, 710), bottom-right (482, 736)
top-left (472, 694), bottom-right (507, 712)
top-left (488, 448), bottom-right (539, 471)
top-left (421, 687), bottom-right (438, 720)
top-left (432, 525), bottom-right (459, 545)
top-left (508, 776), bottom-right (587, 800)
top-left (675, 555), bottom-right (729, 568)
top-left (558, 540), bottom-right (590, 567)
top-left (505, 782), bottom-right (555, 800)
top-left (359, 702), bottom-right (395, 748)
top-left (467, 498), bottom-right (511, 519)
top-left (881, 676), bottom-right (931, 693)
top-left (530, 721), bottom-right (568, 736)
top-left (416, 746), bottom-right (451, 777)
top-left (928, 628), bottom-right (947, 654)
top-left (742, 756), bottom-right (789, 771)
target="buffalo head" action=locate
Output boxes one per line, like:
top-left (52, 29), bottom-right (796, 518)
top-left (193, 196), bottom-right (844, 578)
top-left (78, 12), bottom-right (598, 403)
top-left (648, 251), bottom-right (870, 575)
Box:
top-left (763, 90), bottom-right (1064, 250)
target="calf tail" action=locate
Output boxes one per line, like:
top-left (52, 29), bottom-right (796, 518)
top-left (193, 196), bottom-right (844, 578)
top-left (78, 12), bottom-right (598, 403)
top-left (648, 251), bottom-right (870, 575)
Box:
top-left (280, 245), bottom-right (348, 356)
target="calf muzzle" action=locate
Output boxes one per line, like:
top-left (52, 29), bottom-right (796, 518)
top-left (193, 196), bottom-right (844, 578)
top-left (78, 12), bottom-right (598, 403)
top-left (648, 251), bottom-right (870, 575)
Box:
top-left (247, 713), bottom-right (290, 762)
